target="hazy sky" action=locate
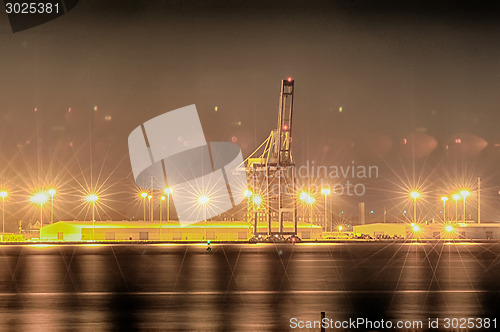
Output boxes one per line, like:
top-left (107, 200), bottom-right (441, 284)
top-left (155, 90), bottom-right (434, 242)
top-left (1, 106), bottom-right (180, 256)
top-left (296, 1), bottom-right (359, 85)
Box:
top-left (1, 0), bottom-right (500, 226)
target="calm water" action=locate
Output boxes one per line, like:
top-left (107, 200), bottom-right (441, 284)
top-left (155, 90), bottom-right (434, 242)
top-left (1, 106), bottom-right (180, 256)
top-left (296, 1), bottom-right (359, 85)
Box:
top-left (0, 242), bottom-right (499, 331)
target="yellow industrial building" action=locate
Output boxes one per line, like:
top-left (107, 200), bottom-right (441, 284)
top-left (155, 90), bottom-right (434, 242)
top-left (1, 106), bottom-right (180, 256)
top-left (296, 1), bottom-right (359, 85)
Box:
top-left (40, 221), bottom-right (323, 241)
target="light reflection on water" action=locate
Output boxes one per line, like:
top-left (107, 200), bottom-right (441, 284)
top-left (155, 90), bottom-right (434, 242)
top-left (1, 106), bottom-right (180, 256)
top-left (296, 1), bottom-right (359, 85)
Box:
top-left (0, 243), bottom-right (498, 330)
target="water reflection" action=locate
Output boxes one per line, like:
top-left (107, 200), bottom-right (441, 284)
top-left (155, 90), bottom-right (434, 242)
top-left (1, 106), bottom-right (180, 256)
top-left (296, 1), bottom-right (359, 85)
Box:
top-left (0, 243), bottom-right (498, 330)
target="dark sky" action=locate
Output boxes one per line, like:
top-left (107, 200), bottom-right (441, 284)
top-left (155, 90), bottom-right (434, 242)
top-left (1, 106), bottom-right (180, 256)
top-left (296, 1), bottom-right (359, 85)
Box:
top-left (1, 0), bottom-right (500, 227)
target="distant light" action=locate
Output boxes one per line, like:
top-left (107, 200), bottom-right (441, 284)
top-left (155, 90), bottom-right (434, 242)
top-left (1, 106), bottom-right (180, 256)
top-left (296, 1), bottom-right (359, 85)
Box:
top-left (445, 225), bottom-right (454, 233)
top-left (31, 192), bottom-right (49, 204)
top-left (68, 107), bottom-right (71, 113)
top-left (85, 194), bottom-right (98, 203)
top-left (244, 190), bottom-right (253, 198)
top-left (338, 225), bottom-right (343, 231)
top-left (0, 191), bottom-right (7, 199)
top-left (412, 225), bottom-right (421, 232)
top-left (164, 187), bottom-right (173, 195)
top-left (104, 115), bottom-right (112, 121)
top-left (214, 106), bottom-right (218, 112)
top-left (410, 191), bottom-right (420, 199)
top-left (453, 194), bottom-right (461, 201)
top-left (299, 192), bottom-right (308, 201)
top-left (455, 138), bottom-right (461, 144)
top-left (148, 195), bottom-right (152, 200)
top-left (198, 195), bottom-right (209, 205)
top-left (287, 77), bottom-right (293, 82)
top-left (253, 195), bottom-right (263, 206)
top-left (140, 192), bottom-right (148, 198)
top-left (339, 106), bottom-right (343, 113)
top-left (93, 105), bottom-right (98, 112)
top-left (321, 188), bottom-right (331, 196)
top-left (161, 196), bottom-right (166, 201)
top-left (404, 210), bottom-right (407, 214)
top-left (441, 196), bottom-right (448, 202)
top-left (282, 124), bottom-right (289, 131)
top-left (460, 190), bottom-right (470, 198)
top-left (48, 188), bottom-right (56, 196)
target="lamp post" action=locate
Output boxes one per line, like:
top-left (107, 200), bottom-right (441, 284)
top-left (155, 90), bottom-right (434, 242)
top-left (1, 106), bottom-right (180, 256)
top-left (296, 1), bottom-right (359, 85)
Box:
top-left (410, 191), bottom-right (420, 223)
top-left (441, 196), bottom-right (448, 222)
top-left (86, 194), bottom-right (99, 241)
top-left (452, 194), bottom-right (460, 221)
top-left (48, 188), bottom-right (56, 223)
top-left (306, 194), bottom-right (316, 232)
top-left (164, 187), bottom-right (172, 222)
top-left (160, 195), bottom-right (165, 241)
top-left (30, 192), bottom-right (49, 240)
top-left (140, 192), bottom-right (148, 221)
top-left (198, 195), bottom-right (209, 240)
top-left (321, 188), bottom-right (331, 231)
top-left (461, 190), bottom-right (470, 222)
top-left (0, 191), bottom-right (8, 238)
top-left (299, 192), bottom-right (308, 224)
top-left (148, 195), bottom-right (152, 221)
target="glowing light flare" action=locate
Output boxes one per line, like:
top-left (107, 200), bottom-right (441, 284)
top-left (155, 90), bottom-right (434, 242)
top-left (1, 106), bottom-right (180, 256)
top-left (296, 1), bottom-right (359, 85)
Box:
top-left (253, 195), bottom-right (263, 206)
top-left (48, 188), bottom-right (56, 196)
top-left (460, 190), bottom-right (470, 198)
top-left (164, 187), bottom-right (173, 195)
top-left (444, 225), bottom-right (454, 233)
top-left (441, 196), bottom-right (448, 202)
top-left (410, 191), bottom-right (420, 199)
top-left (140, 192), bottom-right (148, 198)
top-left (30, 192), bottom-right (49, 205)
top-left (244, 189), bottom-right (253, 198)
top-left (452, 194), bottom-right (461, 201)
top-left (412, 225), bottom-right (421, 233)
top-left (161, 196), bottom-right (166, 201)
top-left (198, 195), bottom-right (209, 205)
top-left (0, 191), bottom-right (7, 199)
top-left (338, 225), bottom-right (343, 231)
top-left (85, 194), bottom-right (99, 203)
top-left (321, 188), bottom-right (331, 196)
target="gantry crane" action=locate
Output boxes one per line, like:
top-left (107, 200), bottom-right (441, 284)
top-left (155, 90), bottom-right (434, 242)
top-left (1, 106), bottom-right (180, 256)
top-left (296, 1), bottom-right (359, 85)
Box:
top-left (246, 78), bottom-right (297, 238)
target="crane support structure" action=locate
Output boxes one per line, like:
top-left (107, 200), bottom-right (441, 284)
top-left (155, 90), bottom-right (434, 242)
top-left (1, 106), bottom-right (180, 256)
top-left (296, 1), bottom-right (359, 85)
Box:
top-left (246, 78), bottom-right (297, 237)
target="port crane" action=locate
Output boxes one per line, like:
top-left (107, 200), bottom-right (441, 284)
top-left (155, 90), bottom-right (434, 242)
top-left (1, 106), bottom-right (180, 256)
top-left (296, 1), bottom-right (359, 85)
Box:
top-left (245, 78), bottom-right (297, 238)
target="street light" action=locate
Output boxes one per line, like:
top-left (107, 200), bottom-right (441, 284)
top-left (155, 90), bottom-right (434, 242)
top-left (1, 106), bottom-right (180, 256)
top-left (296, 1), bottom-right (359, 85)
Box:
top-left (253, 195), bottom-right (262, 207)
top-left (30, 192), bottom-right (49, 240)
top-left (321, 188), bottom-right (331, 231)
top-left (198, 195), bottom-right (209, 240)
top-left (410, 191), bottom-right (420, 223)
top-left (86, 194), bottom-right (99, 241)
top-left (140, 192), bottom-right (148, 221)
top-left (0, 191), bottom-right (7, 238)
top-left (148, 195), bottom-right (152, 221)
top-left (299, 191), bottom-right (308, 223)
top-left (305, 194), bottom-right (316, 231)
top-left (461, 190), bottom-right (470, 222)
top-left (160, 196), bottom-right (166, 241)
top-left (452, 194), bottom-right (460, 221)
top-left (441, 196), bottom-right (448, 221)
top-left (48, 188), bottom-right (56, 223)
top-left (164, 187), bottom-right (172, 222)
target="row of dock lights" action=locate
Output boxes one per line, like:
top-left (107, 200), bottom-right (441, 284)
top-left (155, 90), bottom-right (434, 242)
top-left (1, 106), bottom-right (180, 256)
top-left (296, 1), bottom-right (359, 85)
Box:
top-left (410, 189), bottom-right (471, 223)
top-left (0, 189), bottom-right (100, 240)
top-left (139, 187), bottom-right (174, 223)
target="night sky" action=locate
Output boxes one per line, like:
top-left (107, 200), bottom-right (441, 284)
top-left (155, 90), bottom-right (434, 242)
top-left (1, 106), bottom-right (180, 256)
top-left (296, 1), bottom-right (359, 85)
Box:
top-left (1, 0), bottom-right (500, 229)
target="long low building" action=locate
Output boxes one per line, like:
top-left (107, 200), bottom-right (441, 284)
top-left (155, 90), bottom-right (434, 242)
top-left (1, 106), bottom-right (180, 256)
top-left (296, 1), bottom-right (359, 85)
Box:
top-left (40, 221), bottom-right (323, 241)
top-left (354, 222), bottom-right (500, 240)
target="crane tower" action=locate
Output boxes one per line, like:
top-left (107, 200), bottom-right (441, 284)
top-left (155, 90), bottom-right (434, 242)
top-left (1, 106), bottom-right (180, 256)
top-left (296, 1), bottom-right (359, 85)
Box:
top-left (246, 78), bottom-right (297, 238)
